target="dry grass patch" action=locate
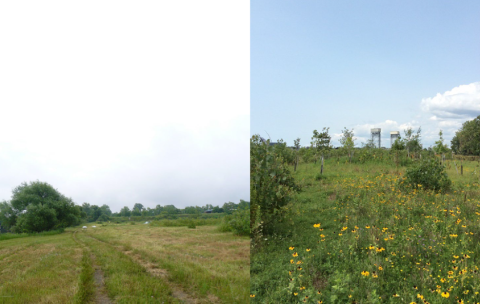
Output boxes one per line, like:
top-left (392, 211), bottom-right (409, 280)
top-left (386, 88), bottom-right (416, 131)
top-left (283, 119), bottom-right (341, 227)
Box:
top-left (0, 233), bottom-right (83, 304)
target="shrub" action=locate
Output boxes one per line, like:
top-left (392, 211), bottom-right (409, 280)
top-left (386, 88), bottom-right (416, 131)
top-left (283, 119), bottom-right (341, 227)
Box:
top-left (218, 209), bottom-right (249, 236)
top-left (187, 220), bottom-right (196, 229)
top-left (401, 158), bottom-right (452, 192)
top-left (250, 135), bottom-right (299, 232)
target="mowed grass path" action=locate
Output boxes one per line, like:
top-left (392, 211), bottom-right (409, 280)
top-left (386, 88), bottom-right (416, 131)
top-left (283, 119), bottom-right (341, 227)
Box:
top-left (0, 222), bottom-right (249, 303)
top-left (81, 223), bottom-right (250, 304)
top-left (251, 158), bottom-right (480, 303)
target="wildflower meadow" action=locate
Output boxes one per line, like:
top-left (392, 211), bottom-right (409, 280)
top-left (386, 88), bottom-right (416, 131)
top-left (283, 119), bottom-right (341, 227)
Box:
top-left (251, 146), bottom-right (480, 304)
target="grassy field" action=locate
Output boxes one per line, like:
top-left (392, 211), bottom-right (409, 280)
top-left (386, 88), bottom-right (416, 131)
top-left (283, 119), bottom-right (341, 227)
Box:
top-left (0, 221), bottom-right (249, 303)
top-left (251, 156), bottom-right (480, 303)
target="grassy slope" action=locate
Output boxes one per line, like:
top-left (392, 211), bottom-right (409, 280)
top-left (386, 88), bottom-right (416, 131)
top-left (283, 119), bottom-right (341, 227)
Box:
top-left (251, 157), bottom-right (480, 303)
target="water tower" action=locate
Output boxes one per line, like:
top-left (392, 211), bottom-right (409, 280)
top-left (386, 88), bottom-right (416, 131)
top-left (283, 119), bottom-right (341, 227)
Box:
top-left (390, 131), bottom-right (400, 148)
top-left (371, 128), bottom-right (381, 148)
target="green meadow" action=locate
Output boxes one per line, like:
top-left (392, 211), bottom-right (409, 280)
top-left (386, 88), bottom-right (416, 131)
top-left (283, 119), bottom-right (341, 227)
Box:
top-left (0, 221), bottom-right (249, 303)
top-left (251, 154), bottom-right (480, 304)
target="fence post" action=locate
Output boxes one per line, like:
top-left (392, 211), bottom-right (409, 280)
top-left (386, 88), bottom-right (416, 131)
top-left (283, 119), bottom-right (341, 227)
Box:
top-left (321, 156), bottom-right (324, 175)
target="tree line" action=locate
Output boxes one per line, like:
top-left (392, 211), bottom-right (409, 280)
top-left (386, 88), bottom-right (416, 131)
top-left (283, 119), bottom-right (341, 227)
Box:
top-left (0, 180), bottom-right (249, 233)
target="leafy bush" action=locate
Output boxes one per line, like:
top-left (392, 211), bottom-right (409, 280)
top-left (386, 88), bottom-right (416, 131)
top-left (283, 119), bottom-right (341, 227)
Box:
top-left (401, 158), bottom-right (452, 192)
top-left (250, 135), bottom-right (299, 232)
top-left (218, 208), bottom-right (249, 236)
top-left (187, 220), bottom-right (196, 229)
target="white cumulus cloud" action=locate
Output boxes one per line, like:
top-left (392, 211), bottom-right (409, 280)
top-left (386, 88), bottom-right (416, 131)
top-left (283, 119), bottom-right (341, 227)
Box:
top-left (421, 82), bottom-right (480, 119)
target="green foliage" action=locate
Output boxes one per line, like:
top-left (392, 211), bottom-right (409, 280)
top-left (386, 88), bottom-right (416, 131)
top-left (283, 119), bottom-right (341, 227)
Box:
top-left (401, 158), bottom-right (452, 192)
top-left (403, 127), bottom-right (422, 152)
top-left (0, 181), bottom-right (81, 233)
top-left (298, 147), bottom-right (314, 163)
top-left (222, 201), bottom-right (237, 215)
top-left (220, 208), bottom-right (249, 236)
top-left (119, 206), bottom-right (131, 217)
top-left (361, 138), bottom-right (377, 149)
top-left (293, 138), bottom-right (301, 150)
top-left (187, 220), bottom-right (196, 229)
top-left (391, 136), bottom-right (405, 151)
top-left (433, 129), bottom-right (449, 154)
top-left (272, 139), bottom-right (296, 164)
top-left (311, 127), bottom-right (332, 156)
top-left (451, 115), bottom-right (480, 155)
top-left (250, 135), bottom-right (300, 232)
top-left (82, 203), bottom-right (111, 222)
top-left (339, 127), bottom-right (355, 157)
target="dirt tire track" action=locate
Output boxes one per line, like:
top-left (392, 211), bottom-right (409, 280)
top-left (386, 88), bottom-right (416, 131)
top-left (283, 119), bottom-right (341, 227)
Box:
top-left (86, 234), bottom-right (217, 304)
top-left (73, 230), bottom-right (114, 304)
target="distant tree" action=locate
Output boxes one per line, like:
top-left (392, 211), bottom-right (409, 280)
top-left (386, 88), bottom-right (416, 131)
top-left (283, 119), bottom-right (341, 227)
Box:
top-left (451, 116), bottom-right (480, 155)
top-left (82, 203), bottom-right (91, 216)
top-left (119, 206), bottom-right (131, 217)
top-left (311, 127), bottom-right (332, 157)
top-left (97, 213), bottom-right (109, 222)
top-left (184, 206), bottom-right (196, 214)
top-left (433, 130), bottom-right (449, 154)
top-left (391, 136), bottom-right (405, 151)
top-left (0, 200), bottom-right (18, 229)
top-left (294, 138), bottom-right (301, 150)
top-left (0, 181), bottom-right (82, 233)
top-left (362, 138), bottom-right (377, 149)
top-left (154, 205), bottom-right (163, 215)
top-left (89, 205), bottom-right (102, 222)
top-left (131, 207), bottom-right (141, 216)
top-left (237, 200), bottom-right (250, 210)
top-left (100, 204), bottom-right (112, 216)
top-left (163, 205), bottom-right (179, 215)
top-left (339, 127), bottom-right (355, 161)
top-left (404, 127), bottom-right (422, 153)
top-left (133, 203), bottom-right (144, 212)
top-left (222, 202), bottom-right (237, 215)
top-left (212, 206), bottom-right (224, 213)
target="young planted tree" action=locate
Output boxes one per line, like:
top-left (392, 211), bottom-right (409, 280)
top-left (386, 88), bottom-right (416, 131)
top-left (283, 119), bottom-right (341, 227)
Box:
top-left (433, 130), bottom-right (449, 155)
top-left (311, 127), bottom-right (332, 162)
top-left (391, 136), bottom-right (405, 151)
top-left (293, 138), bottom-right (301, 171)
top-left (294, 138), bottom-right (301, 151)
top-left (339, 127), bottom-right (356, 162)
top-left (403, 127), bottom-right (422, 156)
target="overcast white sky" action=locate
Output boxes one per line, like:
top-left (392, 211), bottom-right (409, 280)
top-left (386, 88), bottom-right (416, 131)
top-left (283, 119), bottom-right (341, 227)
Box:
top-left (0, 1), bottom-right (249, 212)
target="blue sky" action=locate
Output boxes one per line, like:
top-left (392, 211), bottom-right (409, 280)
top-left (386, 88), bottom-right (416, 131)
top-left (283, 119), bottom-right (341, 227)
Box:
top-left (251, 1), bottom-right (480, 148)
